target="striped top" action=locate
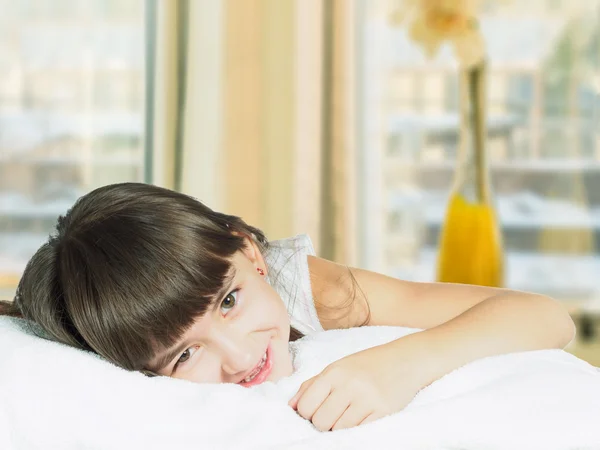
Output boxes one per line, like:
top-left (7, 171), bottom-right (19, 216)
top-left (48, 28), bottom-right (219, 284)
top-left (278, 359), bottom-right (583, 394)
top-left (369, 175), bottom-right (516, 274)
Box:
top-left (263, 234), bottom-right (324, 336)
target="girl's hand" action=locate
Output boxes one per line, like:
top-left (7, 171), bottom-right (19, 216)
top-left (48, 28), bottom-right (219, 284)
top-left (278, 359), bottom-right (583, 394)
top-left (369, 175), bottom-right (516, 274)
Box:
top-left (287, 341), bottom-right (431, 432)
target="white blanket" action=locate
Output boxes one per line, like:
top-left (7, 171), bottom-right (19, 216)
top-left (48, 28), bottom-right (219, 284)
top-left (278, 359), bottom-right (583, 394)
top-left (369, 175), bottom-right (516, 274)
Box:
top-left (1, 317), bottom-right (599, 450)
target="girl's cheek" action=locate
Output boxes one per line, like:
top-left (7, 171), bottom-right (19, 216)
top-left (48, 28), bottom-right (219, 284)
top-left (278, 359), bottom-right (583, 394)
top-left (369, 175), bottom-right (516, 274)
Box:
top-left (183, 359), bottom-right (222, 383)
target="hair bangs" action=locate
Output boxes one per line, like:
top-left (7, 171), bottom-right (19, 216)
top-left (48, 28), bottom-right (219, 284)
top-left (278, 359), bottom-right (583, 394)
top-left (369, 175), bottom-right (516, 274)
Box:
top-left (58, 207), bottom-right (244, 371)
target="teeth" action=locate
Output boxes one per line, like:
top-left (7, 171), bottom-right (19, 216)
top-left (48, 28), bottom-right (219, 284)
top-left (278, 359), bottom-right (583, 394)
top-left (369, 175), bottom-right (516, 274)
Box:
top-left (243, 352), bottom-right (268, 383)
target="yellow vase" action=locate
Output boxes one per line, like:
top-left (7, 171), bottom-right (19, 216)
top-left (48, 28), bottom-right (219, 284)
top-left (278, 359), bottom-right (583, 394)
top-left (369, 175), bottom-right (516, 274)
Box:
top-left (436, 61), bottom-right (504, 287)
top-left (437, 193), bottom-right (504, 286)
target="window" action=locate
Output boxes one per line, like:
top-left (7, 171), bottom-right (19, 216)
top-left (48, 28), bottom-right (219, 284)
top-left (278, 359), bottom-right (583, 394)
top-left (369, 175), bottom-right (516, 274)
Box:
top-left (356, 1), bottom-right (600, 307)
top-left (0, 0), bottom-right (146, 299)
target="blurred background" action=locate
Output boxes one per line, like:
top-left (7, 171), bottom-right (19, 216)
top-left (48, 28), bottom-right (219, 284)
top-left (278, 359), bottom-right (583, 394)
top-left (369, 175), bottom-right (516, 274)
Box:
top-left (0, 0), bottom-right (599, 364)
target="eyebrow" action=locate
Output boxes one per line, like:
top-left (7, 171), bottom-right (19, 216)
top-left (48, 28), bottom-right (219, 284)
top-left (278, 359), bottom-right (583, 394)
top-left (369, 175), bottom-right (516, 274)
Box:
top-left (147, 266), bottom-right (238, 374)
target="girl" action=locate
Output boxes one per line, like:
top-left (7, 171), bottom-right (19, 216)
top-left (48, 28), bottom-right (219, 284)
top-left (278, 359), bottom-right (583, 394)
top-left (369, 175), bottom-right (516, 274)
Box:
top-left (0, 182), bottom-right (575, 432)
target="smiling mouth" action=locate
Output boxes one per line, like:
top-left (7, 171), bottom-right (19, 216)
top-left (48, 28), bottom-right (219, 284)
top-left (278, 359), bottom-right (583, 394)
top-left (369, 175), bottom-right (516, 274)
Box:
top-left (238, 344), bottom-right (273, 387)
top-left (243, 352), bottom-right (267, 382)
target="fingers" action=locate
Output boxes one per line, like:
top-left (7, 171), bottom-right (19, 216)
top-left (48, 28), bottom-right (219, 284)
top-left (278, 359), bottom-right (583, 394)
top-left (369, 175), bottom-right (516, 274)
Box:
top-left (288, 367), bottom-right (389, 432)
top-left (310, 389), bottom-right (351, 432)
top-left (332, 404), bottom-right (372, 431)
top-left (293, 378), bottom-right (332, 422)
top-left (288, 377), bottom-right (316, 409)
top-left (359, 411), bottom-right (384, 426)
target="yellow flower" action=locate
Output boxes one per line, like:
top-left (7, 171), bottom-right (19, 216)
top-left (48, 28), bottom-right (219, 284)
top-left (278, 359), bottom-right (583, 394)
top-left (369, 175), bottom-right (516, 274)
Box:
top-left (393, 0), bottom-right (486, 67)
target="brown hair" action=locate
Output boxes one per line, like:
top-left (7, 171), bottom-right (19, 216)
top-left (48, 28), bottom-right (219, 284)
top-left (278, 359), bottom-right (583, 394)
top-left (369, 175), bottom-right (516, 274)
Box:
top-left (0, 183), bottom-right (303, 373)
top-left (0, 300), bottom-right (22, 317)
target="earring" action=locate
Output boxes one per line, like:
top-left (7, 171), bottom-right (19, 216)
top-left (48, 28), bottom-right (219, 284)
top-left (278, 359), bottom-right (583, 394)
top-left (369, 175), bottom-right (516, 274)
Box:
top-left (256, 267), bottom-right (265, 276)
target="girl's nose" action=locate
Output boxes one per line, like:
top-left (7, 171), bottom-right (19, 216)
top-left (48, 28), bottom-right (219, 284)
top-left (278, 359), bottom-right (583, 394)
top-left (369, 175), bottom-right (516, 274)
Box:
top-left (215, 335), bottom-right (257, 376)
top-left (220, 348), bottom-right (256, 376)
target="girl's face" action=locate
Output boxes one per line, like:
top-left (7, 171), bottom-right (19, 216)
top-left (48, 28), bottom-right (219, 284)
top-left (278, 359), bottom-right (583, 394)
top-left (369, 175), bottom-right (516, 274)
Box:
top-left (148, 238), bottom-right (294, 386)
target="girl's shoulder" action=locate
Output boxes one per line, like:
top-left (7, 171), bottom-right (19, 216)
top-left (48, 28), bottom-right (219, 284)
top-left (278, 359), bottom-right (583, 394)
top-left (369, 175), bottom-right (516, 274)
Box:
top-left (264, 234), bottom-right (324, 335)
top-left (265, 234), bottom-right (368, 332)
top-left (264, 234), bottom-right (317, 285)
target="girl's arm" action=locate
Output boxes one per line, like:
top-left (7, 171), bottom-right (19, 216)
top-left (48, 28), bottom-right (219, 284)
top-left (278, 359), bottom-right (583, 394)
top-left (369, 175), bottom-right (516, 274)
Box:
top-left (291, 256), bottom-right (575, 431)
top-left (308, 256), bottom-right (576, 358)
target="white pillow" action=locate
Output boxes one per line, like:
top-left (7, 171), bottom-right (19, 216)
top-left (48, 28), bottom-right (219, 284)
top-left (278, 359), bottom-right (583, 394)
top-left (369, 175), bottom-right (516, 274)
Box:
top-left (3, 317), bottom-right (600, 450)
top-left (0, 317), bottom-right (314, 450)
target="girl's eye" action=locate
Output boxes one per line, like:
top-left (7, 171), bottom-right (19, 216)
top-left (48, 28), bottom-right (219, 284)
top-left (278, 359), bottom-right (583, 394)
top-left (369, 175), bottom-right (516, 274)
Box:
top-left (174, 346), bottom-right (198, 372)
top-left (220, 290), bottom-right (238, 314)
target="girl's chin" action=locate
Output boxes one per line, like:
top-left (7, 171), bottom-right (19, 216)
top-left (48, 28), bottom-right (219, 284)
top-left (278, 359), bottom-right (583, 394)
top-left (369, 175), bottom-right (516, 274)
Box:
top-left (269, 350), bottom-right (294, 382)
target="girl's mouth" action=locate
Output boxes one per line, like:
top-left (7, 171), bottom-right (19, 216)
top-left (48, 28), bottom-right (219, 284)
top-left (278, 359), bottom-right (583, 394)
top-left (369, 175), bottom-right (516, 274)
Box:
top-left (238, 343), bottom-right (273, 387)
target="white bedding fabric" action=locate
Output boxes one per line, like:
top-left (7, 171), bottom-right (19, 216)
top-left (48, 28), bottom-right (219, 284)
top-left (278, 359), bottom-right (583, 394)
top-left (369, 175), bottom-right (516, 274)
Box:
top-left (1, 317), bottom-right (599, 450)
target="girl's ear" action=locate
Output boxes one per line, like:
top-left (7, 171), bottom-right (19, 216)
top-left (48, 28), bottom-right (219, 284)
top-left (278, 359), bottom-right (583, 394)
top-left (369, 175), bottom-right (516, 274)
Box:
top-left (239, 235), bottom-right (268, 276)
